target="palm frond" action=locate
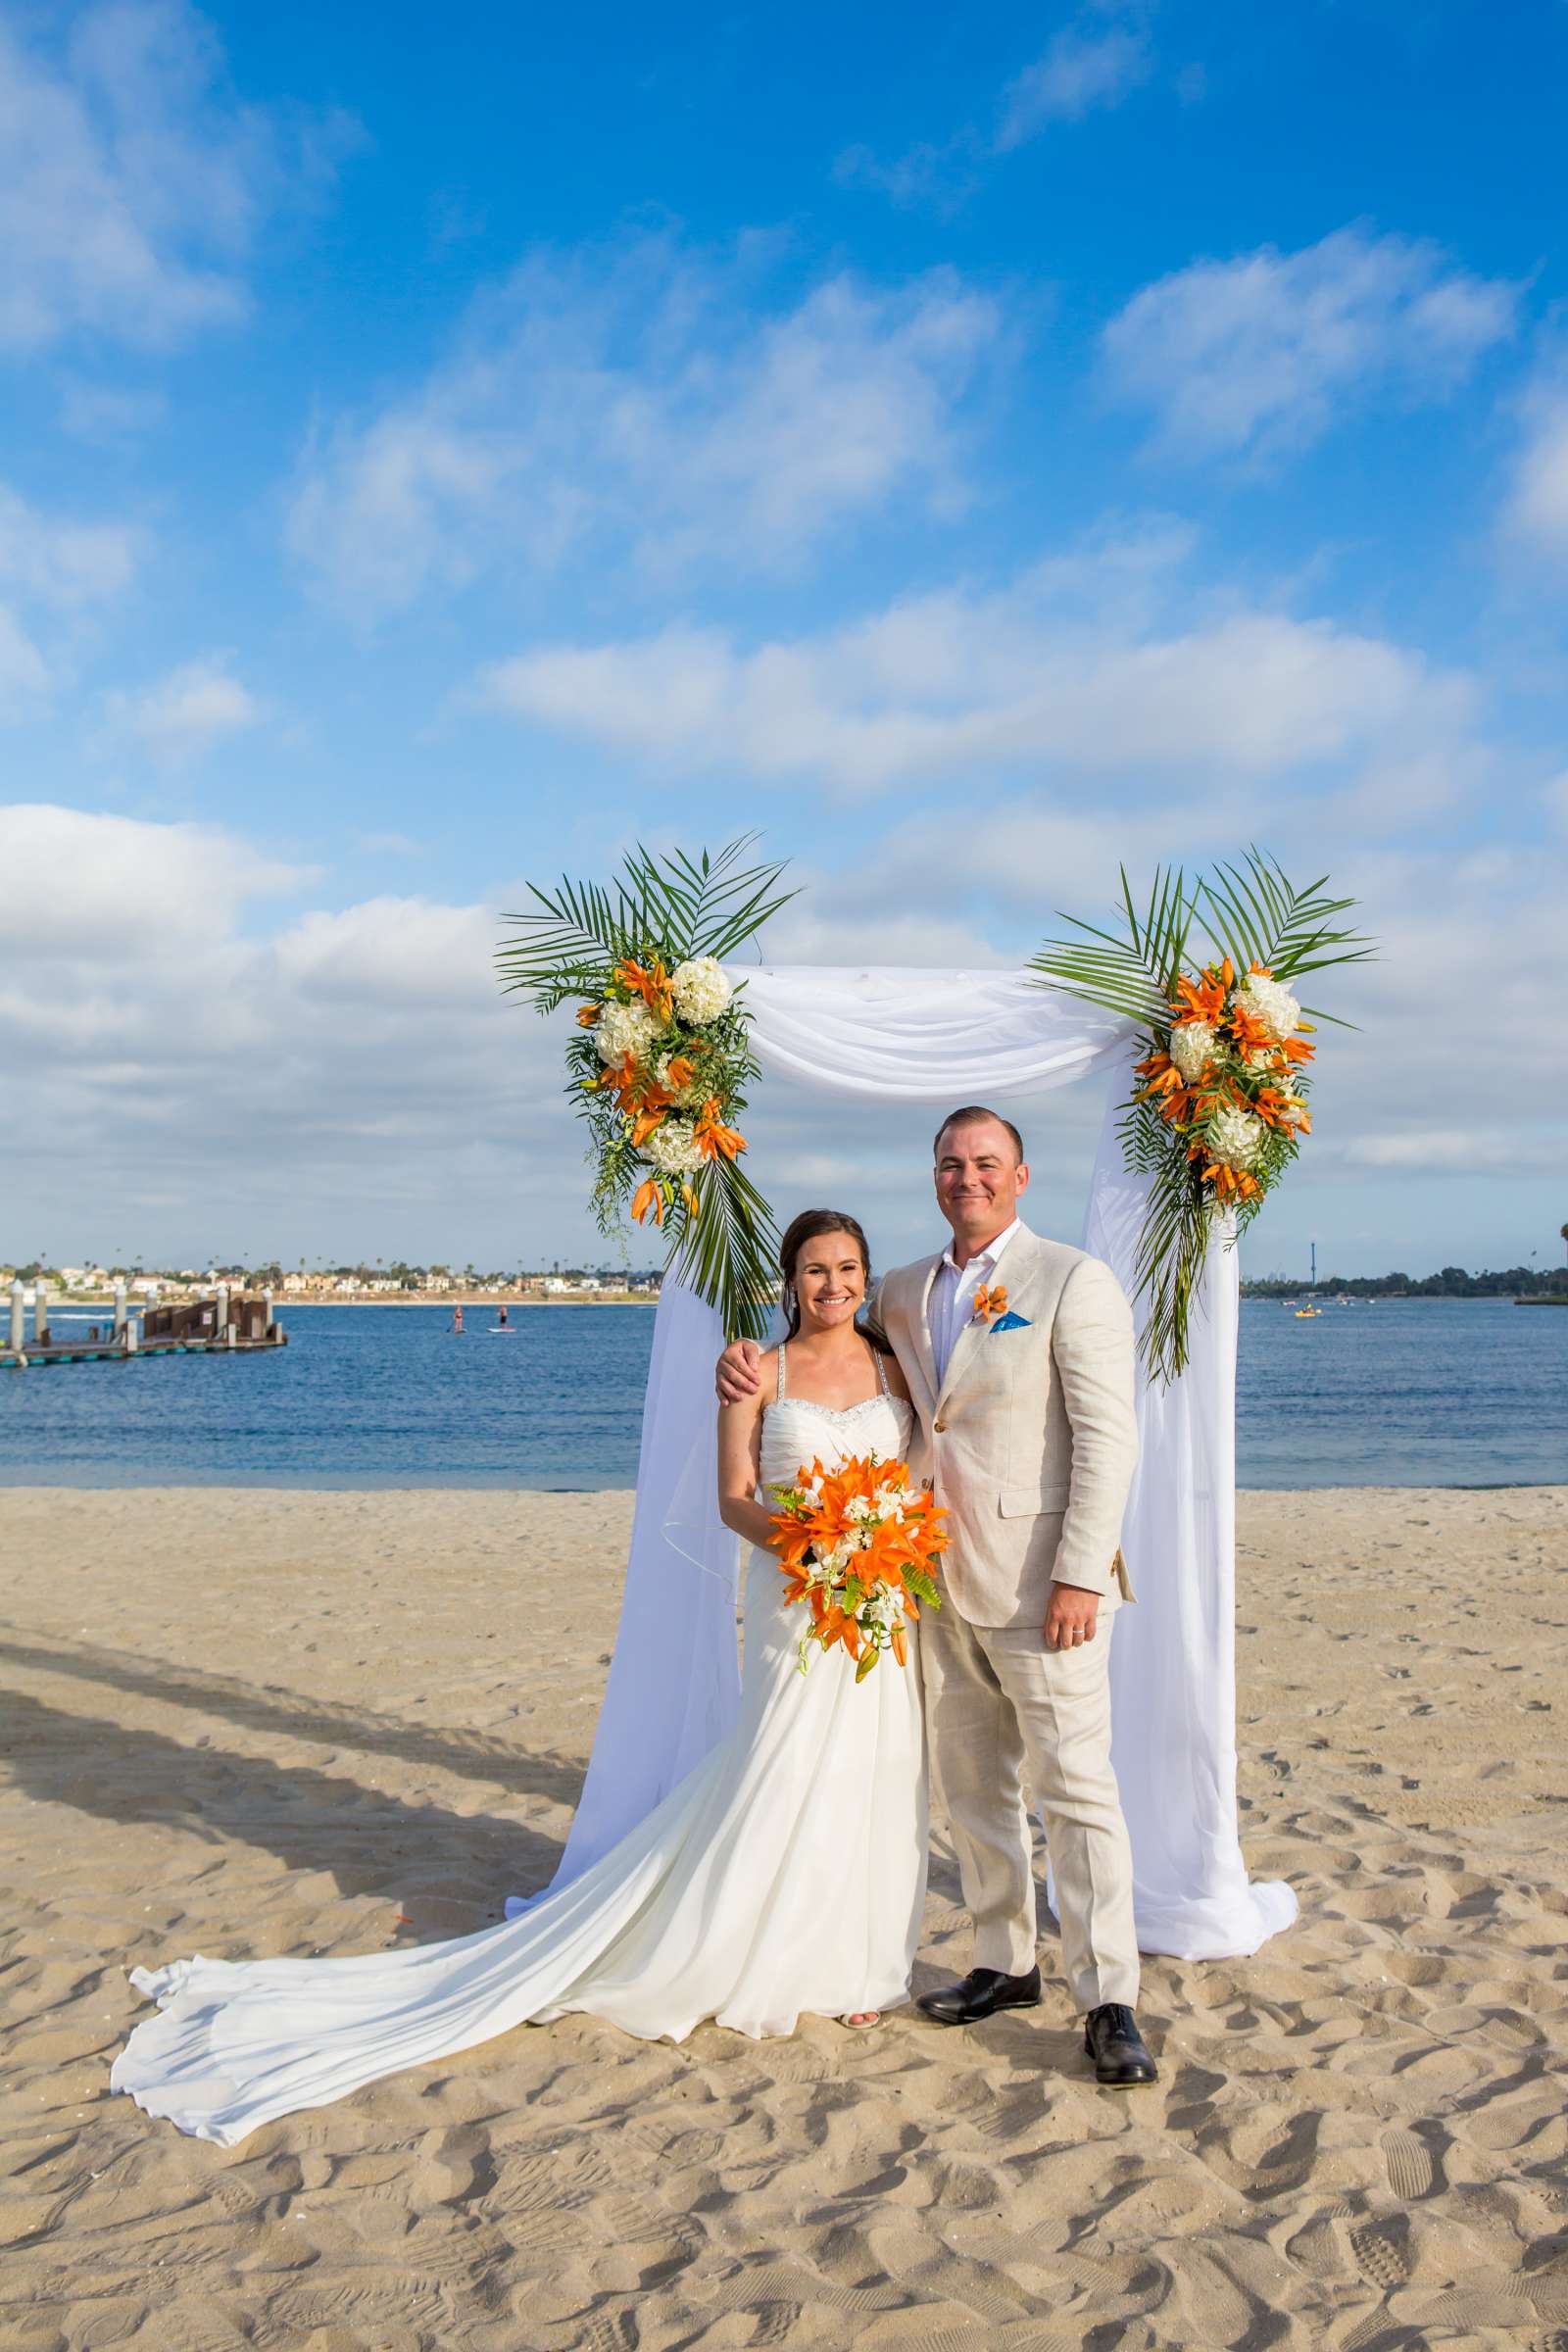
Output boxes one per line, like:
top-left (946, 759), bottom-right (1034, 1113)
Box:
top-left (1028, 862), bottom-right (1196, 1025)
top-left (497, 834), bottom-right (796, 1012)
top-left (1197, 847), bottom-right (1375, 986)
top-left (671, 1157), bottom-right (780, 1342)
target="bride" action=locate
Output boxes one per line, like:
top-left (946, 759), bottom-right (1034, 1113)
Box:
top-left (112, 1208), bottom-right (927, 2144)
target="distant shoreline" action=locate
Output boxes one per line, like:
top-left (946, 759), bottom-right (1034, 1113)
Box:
top-left (277, 1296), bottom-right (659, 1309)
top-left (5, 1473), bottom-right (1565, 1494)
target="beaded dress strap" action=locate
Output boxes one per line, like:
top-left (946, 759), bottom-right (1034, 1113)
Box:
top-left (777, 1343), bottom-right (787, 1401)
top-left (873, 1341), bottom-right (891, 1398)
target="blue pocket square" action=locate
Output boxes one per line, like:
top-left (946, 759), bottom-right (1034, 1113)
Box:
top-left (990, 1309), bottom-right (1031, 1331)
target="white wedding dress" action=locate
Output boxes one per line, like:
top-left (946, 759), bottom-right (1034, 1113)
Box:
top-left (111, 1368), bottom-right (927, 2145)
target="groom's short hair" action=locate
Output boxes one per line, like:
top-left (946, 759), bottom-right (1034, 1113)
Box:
top-left (934, 1105), bottom-right (1025, 1163)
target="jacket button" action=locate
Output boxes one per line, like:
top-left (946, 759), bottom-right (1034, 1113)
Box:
top-left (932, 1417), bottom-right (947, 1432)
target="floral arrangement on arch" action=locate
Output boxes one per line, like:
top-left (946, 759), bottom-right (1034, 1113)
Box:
top-left (1031, 851), bottom-right (1374, 1383)
top-left (496, 839), bottom-right (795, 1340)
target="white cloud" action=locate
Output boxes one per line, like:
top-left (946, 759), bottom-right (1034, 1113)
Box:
top-left (476, 532), bottom-right (1478, 799)
top-left (832, 138), bottom-right (979, 215)
top-left (1103, 225), bottom-right (1518, 461)
top-left (270, 898), bottom-right (497, 1007)
top-left (0, 481), bottom-right (140, 718)
top-left (837, 7), bottom-right (1161, 210)
top-left (58, 377), bottom-right (168, 443)
top-left (996, 21), bottom-right (1153, 148)
top-left (1341, 1129), bottom-right (1563, 1174)
top-left (0, 608), bottom-right (51, 708)
top-left (0, 805), bottom-right (560, 1262)
top-left (287, 236), bottom-right (1000, 619)
top-left (0, 0), bottom-right (359, 355)
top-left (105, 656), bottom-right (261, 763)
top-left (0, 803), bottom-right (305, 959)
top-left (1501, 364), bottom-right (1568, 560)
top-left (0, 483), bottom-right (138, 608)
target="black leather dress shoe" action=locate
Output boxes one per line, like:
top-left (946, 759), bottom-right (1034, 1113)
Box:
top-left (917, 1965), bottom-right (1042, 2025)
top-left (1085, 2002), bottom-right (1157, 2084)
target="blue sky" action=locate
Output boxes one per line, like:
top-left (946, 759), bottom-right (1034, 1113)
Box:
top-left (3, 0), bottom-right (1566, 1279)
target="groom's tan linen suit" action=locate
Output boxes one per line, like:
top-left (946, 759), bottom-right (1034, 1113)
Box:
top-left (872, 1222), bottom-right (1142, 2009)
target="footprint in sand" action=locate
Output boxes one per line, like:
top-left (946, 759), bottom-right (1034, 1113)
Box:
top-left (1379, 2125), bottom-right (1439, 2199)
top-left (1349, 2219), bottom-right (1411, 2291)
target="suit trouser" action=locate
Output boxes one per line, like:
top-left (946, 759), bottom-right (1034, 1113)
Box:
top-left (920, 1593), bottom-right (1140, 2010)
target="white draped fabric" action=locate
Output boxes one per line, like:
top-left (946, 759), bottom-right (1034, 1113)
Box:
top-left (543, 966), bottom-right (1296, 1961)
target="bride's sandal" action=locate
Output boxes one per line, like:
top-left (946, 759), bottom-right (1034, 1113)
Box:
top-left (840, 2009), bottom-right (883, 2030)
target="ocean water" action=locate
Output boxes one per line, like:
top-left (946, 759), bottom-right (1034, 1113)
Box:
top-left (1, 1298), bottom-right (1564, 1490)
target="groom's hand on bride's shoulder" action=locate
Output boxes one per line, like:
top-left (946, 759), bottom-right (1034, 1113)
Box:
top-left (716, 1339), bottom-right (762, 1405)
top-left (1044, 1581), bottom-right (1100, 1650)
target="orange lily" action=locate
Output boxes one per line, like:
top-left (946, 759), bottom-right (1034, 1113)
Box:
top-left (613, 956), bottom-right (674, 1023)
top-left (695, 1097), bottom-right (747, 1160)
top-left (630, 1105), bottom-right (667, 1147)
top-left (1170, 958), bottom-right (1233, 1026)
top-left (576, 1003), bottom-right (601, 1028)
top-left (664, 1054), bottom-right (696, 1093)
top-left (630, 1178), bottom-right (666, 1226)
top-left (1198, 1160), bottom-right (1261, 1203)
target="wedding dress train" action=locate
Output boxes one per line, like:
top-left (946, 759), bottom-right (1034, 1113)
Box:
top-left (111, 1384), bottom-right (927, 2145)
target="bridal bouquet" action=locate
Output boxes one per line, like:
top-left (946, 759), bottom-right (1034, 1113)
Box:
top-left (497, 839), bottom-right (795, 1340)
top-left (769, 1452), bottom-right (948, 1681)
top-left (1031, 851), bottom-right (1374, 1383)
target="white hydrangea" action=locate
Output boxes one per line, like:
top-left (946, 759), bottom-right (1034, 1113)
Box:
top-left (655, 1048), bottom-right (703, 1105)
top-left (1205, 1102), bottom-right (1266, 1170)
top-left (594, 998), bottom-right (661, 1065)
top-left (1170, 1020), bottom-right (1218, 1083)
top-left (643, 1116), bottom-right (705, 1175)
top-left (1234, 969), bottom-right (1301, 1042)
top-left (670, 956), bottom-right (731, 1024)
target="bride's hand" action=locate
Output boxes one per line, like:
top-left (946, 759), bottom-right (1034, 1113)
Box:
top-left (716, 1339), bottom-right (761, 1405)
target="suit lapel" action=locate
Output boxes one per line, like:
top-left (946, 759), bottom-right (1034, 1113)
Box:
top-left (935, 1227), bottom-right (1041, 1412)
top-left (935, 1292), bottom-right (985, 1412)
top-left (900, 1254), bottom-right (942, 1412)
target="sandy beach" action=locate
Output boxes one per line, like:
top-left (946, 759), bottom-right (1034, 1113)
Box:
top-left (2, 1483), bottom-right (1564, 2351)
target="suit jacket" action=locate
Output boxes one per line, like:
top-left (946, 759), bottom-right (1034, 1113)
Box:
top-left (872, 1225), bottom-right (1138, 1629)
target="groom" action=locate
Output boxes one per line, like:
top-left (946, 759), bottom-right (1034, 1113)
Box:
top-left (718, 1104), bottom-right (1155, 2086)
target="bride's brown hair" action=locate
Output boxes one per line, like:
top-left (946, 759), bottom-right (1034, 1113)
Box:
top-left (777, 1209), bottom-right (892, 1351)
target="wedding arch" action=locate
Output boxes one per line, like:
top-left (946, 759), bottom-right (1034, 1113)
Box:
top-left (498, 846), bottom-right (1371, 1961)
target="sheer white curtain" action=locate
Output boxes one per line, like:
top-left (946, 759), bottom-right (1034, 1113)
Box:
top-left (539, 967), bottom-right (1295, 1960)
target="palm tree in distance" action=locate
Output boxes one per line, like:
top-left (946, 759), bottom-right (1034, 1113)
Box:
top-left (1560, 1221), bottom-right (1568, 1268)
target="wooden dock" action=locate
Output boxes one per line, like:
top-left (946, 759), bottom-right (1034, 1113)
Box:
top-left (2, 1285), bottom-right (289, 1370)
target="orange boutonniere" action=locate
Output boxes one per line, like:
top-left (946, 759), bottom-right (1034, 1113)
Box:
top-left (973, 1283), bottom-right (1008, 1323)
